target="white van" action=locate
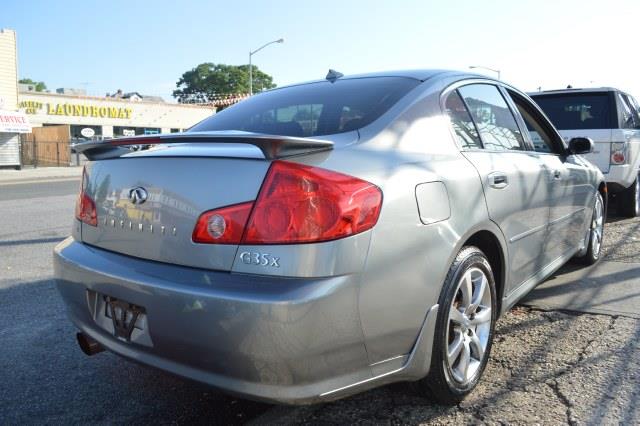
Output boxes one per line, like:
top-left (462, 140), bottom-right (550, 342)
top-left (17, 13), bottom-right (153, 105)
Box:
top-left (531, 88), bottom-right (640, 217)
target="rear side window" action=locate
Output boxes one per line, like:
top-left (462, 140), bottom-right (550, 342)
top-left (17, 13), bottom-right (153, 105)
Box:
top-left (628, 95), bottom-right (640, 113)
top-left (444, 90), bottom-right (482, 149)
top-left (531, 93), bottom-right (613, 130)
top-left (458, 84), bottom-right (524, 151)
top-left (617, 93), bottom-right (640, 129)
top-left (190, 77), bottom-right (420, 138)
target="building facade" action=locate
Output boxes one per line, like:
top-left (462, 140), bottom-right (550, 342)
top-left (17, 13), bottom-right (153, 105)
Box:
top-left (0, 28), bottom-right (218, 167)
top-left (20, 91), bottom-right (216, 139)
top-left (0, 29), bottom-right (28, 167)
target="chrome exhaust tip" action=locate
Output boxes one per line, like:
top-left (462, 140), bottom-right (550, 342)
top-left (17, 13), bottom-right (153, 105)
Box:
top-left (76, 332), bottom-right (104, 356)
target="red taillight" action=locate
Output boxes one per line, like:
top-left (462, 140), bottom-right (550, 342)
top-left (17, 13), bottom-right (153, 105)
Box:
top-left (244, 161), bottom-right (382, 244)
top-left (192, 161), bottom-right (383, 245)
top-left (75, 167), bottom-right (97, 226)
top-left (611, 142), bottom-right (627, 165)
top-left (192, 202), bottom-right (253, 244)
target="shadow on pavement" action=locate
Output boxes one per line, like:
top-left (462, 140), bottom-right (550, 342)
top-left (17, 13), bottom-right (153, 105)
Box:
top-left (0, 279), bottom-right (272, 425)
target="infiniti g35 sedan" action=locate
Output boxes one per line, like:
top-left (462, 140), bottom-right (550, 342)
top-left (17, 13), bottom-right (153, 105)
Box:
top-left (54, 70), bottom-right (606, 405)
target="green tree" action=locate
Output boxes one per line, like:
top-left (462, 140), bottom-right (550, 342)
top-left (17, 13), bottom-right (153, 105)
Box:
top-left (172, 63), bottom-right (275, 103)
top-left (19, 78), bottom-right (47, 92)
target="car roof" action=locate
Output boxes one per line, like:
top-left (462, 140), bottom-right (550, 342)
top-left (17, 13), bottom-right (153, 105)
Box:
top-left (335, 69), bottom-right (457, 81)
top-left (268, 69), bottom-right (487, 92)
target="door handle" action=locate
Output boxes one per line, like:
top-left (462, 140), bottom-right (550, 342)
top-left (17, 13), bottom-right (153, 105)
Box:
top-left (488, 172), bottom-right (509, 189)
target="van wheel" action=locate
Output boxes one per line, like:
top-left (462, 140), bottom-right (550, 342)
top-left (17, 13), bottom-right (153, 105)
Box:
top-left (418, 246), bottom-right (497, 405)
top-left (618, 175), bottom-right (639, 218)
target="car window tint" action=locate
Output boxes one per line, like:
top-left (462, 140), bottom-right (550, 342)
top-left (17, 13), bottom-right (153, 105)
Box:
top-left (531, 93), bottom-right (611, 130)
top-left (190, 77), bottom-right (420, 138)
top-left (273, 104), bottom-right (323, 135)
top-left (444, 90), bottom-right (482, 149)
top-left (508, 91), bottom-right (559, 154)
top-left (458, 84), bottom-right (524, 151)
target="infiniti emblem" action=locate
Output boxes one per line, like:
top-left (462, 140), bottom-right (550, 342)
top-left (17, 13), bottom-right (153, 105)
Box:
top-left (129, 187), bottom-right (148, 205)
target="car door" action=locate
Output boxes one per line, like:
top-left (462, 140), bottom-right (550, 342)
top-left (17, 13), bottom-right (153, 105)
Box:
top-left (450, 83), bottom-right (552, 292)
top-left (505, 89), bottom-right (594, 263)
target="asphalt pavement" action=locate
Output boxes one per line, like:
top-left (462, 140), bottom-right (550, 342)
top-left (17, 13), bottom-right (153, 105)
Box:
top-left (0, 179), bottom-right (79, 201)
top-left (1, 175), bottom-right (638, 425)
top-left (0, 177), bottom-right (271, 424)
top-left (522, 208), bottom-right (640, 318)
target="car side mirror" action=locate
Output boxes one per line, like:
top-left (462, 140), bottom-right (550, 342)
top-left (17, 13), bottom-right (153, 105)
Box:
top-left (568, 137), bottom-right (594, 155)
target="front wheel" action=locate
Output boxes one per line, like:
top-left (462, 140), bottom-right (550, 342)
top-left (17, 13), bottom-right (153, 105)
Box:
top-left (418, 246), bottom-right (497, 405)
top-left (618, 175), bottom-right (639, 218)
top-left (576, 192), bottom-right (605, 265)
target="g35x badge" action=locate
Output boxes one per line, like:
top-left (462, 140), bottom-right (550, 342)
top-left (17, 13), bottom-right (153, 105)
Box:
top-left (239, 251), bottom-right (280, 268)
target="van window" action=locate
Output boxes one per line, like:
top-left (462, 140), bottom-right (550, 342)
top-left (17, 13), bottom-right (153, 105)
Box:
top-left (531, 93), bottom-right (613, 130)
top-left (618, 93), bottom-right (640, 129)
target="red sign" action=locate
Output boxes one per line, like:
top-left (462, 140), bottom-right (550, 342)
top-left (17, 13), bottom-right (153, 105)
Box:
top-left (0, 110), bottom-right (31, 133)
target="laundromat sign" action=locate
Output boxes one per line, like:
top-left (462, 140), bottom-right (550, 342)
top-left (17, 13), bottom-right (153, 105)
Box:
top-left (19, 101), bottom-right (132, 119)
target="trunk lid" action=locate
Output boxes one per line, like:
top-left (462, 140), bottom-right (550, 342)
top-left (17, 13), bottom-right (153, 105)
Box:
top-left (80, 154), bottom-right (270, 271)
top-left (76, 131), bottom-right (343, 271)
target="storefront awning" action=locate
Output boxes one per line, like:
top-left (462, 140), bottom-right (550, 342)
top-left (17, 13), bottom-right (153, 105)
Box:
top-left (0, 110), bottom-right (31, 133)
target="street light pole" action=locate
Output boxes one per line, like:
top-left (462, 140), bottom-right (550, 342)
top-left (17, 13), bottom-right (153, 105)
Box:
top-left (469, 65), bottom-right (501, 80)
top-left (249, 38), bottom-right (284, 95)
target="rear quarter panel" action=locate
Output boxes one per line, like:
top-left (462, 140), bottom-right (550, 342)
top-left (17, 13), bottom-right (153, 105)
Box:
top-left (296, 80), bottom-right (499, 365)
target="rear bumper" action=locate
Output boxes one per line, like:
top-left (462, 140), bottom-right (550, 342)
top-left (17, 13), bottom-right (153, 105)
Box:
top-left (604, 164), bottom-right (639, 191)
top-left (53, 238), bottom-right (437, 404)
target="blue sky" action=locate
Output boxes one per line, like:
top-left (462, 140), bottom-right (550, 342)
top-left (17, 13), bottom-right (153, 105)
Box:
top-left (5, 0), bottom-right (640, 100)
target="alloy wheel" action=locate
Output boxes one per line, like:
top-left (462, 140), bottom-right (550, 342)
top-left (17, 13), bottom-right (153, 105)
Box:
top-left (446, 267), bottom-right (492, 385)
top-left (635, 178), bottom-right (639, 216)
top-left (591, 194), bottom-right (604, 257)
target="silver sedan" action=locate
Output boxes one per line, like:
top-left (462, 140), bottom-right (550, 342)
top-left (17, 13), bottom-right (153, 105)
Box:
top-left (54, 70), bottom-right (605, 405)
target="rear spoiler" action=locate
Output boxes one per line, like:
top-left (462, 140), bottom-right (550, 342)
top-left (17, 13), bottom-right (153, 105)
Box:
top-left (72, 131), bottom-right (334, 161)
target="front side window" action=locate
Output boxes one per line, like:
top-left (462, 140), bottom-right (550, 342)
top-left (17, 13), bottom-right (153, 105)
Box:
top-left (444, 90), bottom-right (482, 149)
top-left (508, 90), bottom-right (562, 154)
top-left (458, 84), bottom-right (524, 151)
top-left (190, 77), bottom-right (420, 139)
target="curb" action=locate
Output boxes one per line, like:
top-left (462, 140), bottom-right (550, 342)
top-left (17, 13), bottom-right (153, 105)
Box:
top-left (0, 167), bottom-right (83, 185)
top-left (0, 176), bottom-right (80, 185)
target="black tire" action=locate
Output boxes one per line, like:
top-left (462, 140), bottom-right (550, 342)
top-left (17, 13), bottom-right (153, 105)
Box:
top-left (618, 175), bottom-right (639, 218)
top-left (575, 192), bottom-right (605, 265)
top-left (418, 246), bottom-right (497, 405)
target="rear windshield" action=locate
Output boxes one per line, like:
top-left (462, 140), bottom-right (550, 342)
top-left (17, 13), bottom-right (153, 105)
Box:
top-left (531, 93), bottom-right (613, 130)
top-left (189, 77), bottom-right (420, 137)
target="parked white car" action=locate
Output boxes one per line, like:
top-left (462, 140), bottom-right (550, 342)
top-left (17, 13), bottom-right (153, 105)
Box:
top-left (531, 88), bottom-right (640, 217)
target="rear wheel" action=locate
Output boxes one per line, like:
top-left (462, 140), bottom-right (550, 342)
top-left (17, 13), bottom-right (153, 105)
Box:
top-left (618, 175), bottom-right (639, 218)
top-left (419, 246), bottom-right (497, 405)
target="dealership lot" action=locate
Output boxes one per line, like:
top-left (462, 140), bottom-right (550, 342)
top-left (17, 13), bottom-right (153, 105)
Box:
top-left (0, 175), bottom-right (638, 424)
